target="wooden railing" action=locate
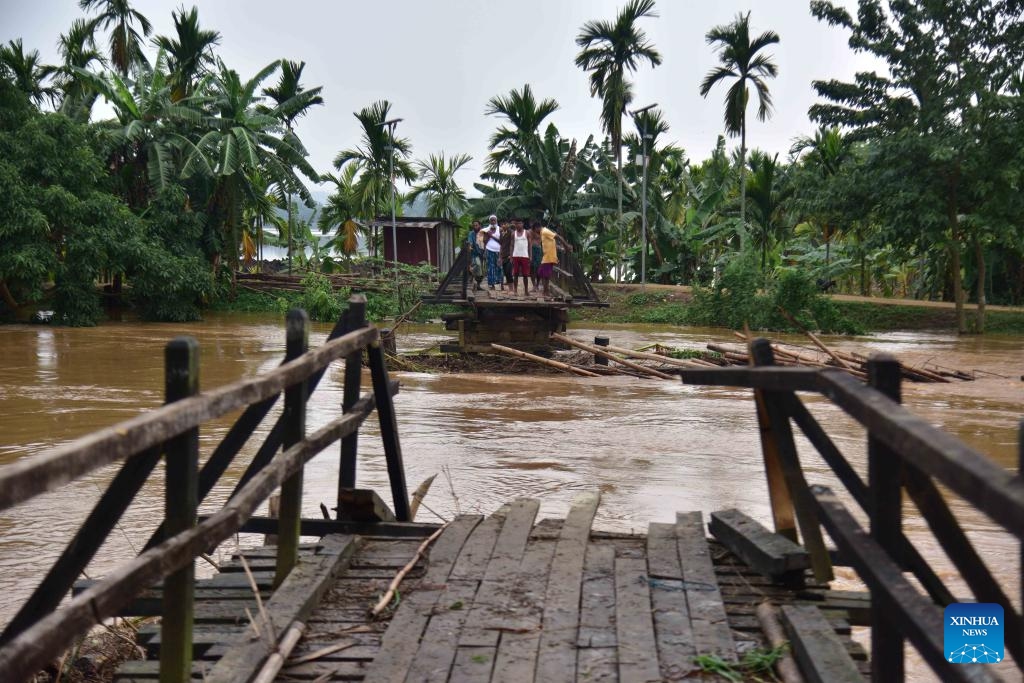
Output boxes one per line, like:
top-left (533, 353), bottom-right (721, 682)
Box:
top-left (0, 294), bottom-right (410, 682)
top-left (681, 338), bottom-right (1022, 682)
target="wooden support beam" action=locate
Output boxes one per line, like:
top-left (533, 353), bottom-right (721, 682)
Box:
top-left (160, 337), bottom-right (200, 683)
top-left (339, 295), bottom-right (367, 493)
top-left (276, 309), bottom-right (309, 588)
top-left (490, 343), bottom-right (600, 377)
top-left (750, 340), bottom-right (833, 583)
top-left (368, 341), bottom-right (410, 521)
top-left (709, 509), bottom-right (809, 584)
top-left (779, 605), bottom-right (862, 683)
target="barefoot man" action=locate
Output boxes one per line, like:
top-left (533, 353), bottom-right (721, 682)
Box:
top-left (532, 221), bottom-right (572, 298)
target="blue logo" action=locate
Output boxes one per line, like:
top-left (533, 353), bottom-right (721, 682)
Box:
top-left (944, 603), bottom-right (1003, 664)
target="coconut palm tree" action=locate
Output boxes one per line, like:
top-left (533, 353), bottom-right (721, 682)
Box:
top-left (699, 11), bottom-right (779, 227)
top-left (262, 60), bottom-right (323, 272)
top-left (575, 0), bottom-right (662, 280)
top-left (79, 0), bottom-right (152, 77)
top-left (0, 40), bottom-right (58, 108)
top-left (407, 153), bottom-right (473, 222)
top-left (484, 84), bottom-right (559, 172)
top-left (153, 5), bottom-right (221, 102)
top-left (333, 100), bottom-right (417, 221)
top-left (54, 19), bottom-right (106, 120)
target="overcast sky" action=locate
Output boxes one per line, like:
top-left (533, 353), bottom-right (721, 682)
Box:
top-left (4, 0), bottom-right (877, 195)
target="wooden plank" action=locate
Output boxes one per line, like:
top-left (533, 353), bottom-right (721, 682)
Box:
top-left (449, 515), bottom-right (504, 581)
top-left (614, 557), bottom-right (660, 683)
top-left (490, 539), bottom-right (557, 683)
top-left (646, 523), bottom-right (695, 679)
top-left (230, 515), bottom-right (438, 538)
top-left (679, 366), bottom-right (823, 392)
top-left (0, 325), bottom-right (379, 514)
top-left (811, 485), bottom-right (998, 683)
top-left (708, 508), bottom-right (809, 579)
top-left (536, 491), bottom-right (601, 683)
top-left (450, 646), bottom-right (496, 682)
top-left (336, 488), bottom-right (397, 522)
top-left (198, 534), bottom-right (358, 682)
top-left (460, 499), bottom-right (541, 647)
top-left (576, 647), bottom-right (619, 682)
top-left (363, 516), bottom-right (484, 683)
top-left (675, 512), bottom-right (736, 662)
top-left (339, 295), bottom-right (366, 492)
top-left (276, 309), bottom-right (310, 589)
top-left (779, 605), bottom-right (863, 683)
top-left (368, 342), bottom-right (410, 521)
top-left (578, 544), bottom-right (616, 648)
top-left (404, 580), bottom-right (480, 683)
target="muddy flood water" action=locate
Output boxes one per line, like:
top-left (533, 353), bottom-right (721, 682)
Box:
top-left (0, 313), bottom-right (1021, 680)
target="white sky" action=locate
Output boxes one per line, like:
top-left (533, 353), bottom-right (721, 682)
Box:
top-left (3, 0), bottom-right (877, 195)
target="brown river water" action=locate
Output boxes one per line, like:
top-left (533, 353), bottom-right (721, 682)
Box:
top-left (0, 314), bottom-right (1021, 679)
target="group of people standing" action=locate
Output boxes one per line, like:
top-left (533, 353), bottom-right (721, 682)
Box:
top-left (467, 215), bottom-right (572, 297)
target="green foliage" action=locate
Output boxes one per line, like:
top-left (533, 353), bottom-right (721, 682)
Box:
top-left (298, 272), bottom-right (348, 323)
top-left (695, 643), bottom-right (788, 682)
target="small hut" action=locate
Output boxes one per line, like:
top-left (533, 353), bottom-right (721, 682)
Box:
top-left (372, 216), bottom-right (456, 272)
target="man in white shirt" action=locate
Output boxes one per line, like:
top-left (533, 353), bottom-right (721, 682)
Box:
top-left (482, 215), bottom-right (503, 290)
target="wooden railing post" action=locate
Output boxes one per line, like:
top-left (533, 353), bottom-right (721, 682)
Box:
top-left (276, 310), bottom-right (309, 588)
top-left (867, 353), bottom-right (904, 682)
top-left (160, 337), bottom-right (200, 683)
top-left (339, 295), bottom-right (367, 497)
top-left (749, 339), bottom-right (798, 542)
top-left (750, 338), bottom-right (833, 582)
top-left (368, 338), bottom-right (410, 521)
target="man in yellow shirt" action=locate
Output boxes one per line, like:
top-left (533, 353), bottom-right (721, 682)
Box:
top-left (531, 221), bottom-right (572, 297)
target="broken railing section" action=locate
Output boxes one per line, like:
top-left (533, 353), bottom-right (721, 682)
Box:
top-left (0, 294), bottom-right (413, 683)
top-left (680, 340), bottom-right (1024, 681)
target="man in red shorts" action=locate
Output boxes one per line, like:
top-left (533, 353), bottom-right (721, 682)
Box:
top-left (511, 221), bottom-right (532, 295)
top-left (532, 221), bottom-right (572, 298)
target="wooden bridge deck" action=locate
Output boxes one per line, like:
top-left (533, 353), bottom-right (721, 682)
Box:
top-left (109, 496), bottom-right (870, 682)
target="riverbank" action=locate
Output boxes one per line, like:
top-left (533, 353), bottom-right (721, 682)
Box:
top-left (572, 284), bottom-right (1024, 334)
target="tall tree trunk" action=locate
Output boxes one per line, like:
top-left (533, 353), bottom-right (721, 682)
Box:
top-left (739, 117), bottom-right (747, 227)
top-left (286, 192), bottom-right (293, 274)
top-left (974, 236), bottom-right (986, 334)
top-left (0, 278), bottom-right (20, 311)
top-left (616, 146), bottom-right (623, 284)
top-left (949, 211), bottom-right (966, 334)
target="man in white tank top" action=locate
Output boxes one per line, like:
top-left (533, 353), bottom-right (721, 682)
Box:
top-left (511, 222), bottom-right (531, 296)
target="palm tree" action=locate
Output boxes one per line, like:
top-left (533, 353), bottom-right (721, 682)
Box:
top-left (407, 153), bottom-right (473, 222)
top-left (745, 150), bottom-right (793, 272)
top-left (699, 11), bottom-right (780, 227)
top-left (0, 39), bottom-right (57, 107)
top-left (319, 166), bottom-right (364, 258)
top-left (79, 0), bottom-right (153, 77)
top-left (575, 0), bottom-right (662, 281)
top-left (54, 19), bottom-right (106, 120)
top-left (484, 84), bottom-right (559, 172)
top-left (262, 60), bottom-right (323, 272)
top-left (153, 5), bottom-right (221, 101)
top-left (333, 100), bottom-right (417, 223)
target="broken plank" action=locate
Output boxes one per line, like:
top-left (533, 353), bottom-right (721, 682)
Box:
top-left (203, 534), bottom-right (360, 683)
top-left (675, 512), bottom-right (736, 661)
top-left (646, 522), bottom-right (696, 678)
top-left (780, 605), bottom-right (862, 683)
top-left (614, 556), bottom-right (661, 683)
top-left (536, 491), bottom-right (601, 683)
top-left (709, 508), bottom-right (810, 585)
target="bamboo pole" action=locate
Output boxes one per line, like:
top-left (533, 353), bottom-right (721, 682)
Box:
top-left (489, 344), bottom-right (600, 378)
top-left (550, 334), bottom-right (674, 380)
top-left (251, 621), bottom-right (306, 683)
top-left (755, 604), bottom-right (805, 683)
top-left (776, 307), bottom-right (854, 370)
top-left (602, 343), bottom-right (706, 368)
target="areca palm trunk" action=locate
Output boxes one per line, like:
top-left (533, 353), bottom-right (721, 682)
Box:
top-left (617, 147), bottom-right (623, 283)
top-left (740, 116), bottom-right (747, 228)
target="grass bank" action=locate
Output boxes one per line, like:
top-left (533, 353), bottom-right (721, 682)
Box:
top-left (573, 284), bottom-right (1024, 334)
